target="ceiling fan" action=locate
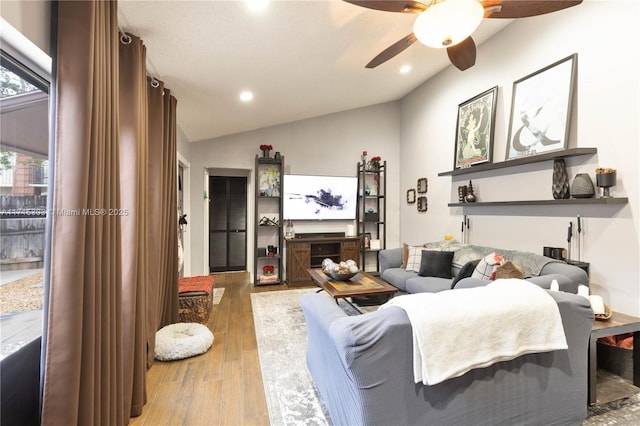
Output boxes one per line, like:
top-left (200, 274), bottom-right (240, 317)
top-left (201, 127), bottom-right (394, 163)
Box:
top-left (345, 0), bottom-right (582, 71)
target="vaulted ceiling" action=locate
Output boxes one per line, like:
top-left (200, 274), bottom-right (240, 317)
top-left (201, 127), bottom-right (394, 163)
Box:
top-left (118, 1), bottom-right (512, 142)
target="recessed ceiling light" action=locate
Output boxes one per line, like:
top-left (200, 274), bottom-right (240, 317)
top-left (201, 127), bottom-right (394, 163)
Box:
top-left (239, 90), bottom-right (254, 102)
top-left (400, 65), bottom-right (412, 74)
top-left (246, 0), bottom-right (270, 12)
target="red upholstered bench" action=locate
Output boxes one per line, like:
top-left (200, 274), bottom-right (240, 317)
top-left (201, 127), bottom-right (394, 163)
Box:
top-left (178, 275), bottom-right (215, 324)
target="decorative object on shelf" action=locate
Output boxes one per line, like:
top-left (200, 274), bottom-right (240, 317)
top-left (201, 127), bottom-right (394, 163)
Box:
top-left (407, 189), bottom-right (416, 204)
top-left (361, 150), bottom-right (367, 163)
top-left (367, 156), bottom-right (382, 171)
top-left (370, 239), bottom-right (381, 250)
top-left (258, 216), bottom-right (279, 226)
top-left (417, 196), bottom-right (428, 212)
top-left (570, 173), bottom-right (595, 199)
top-left (454, 86), bottom-right (497, 169)
top-left (259, 144), bottom-right (273, 158)
top-left (464, 180), bottom-right (477, 203)
top-left (364, 184), bottom-right (371, 196)
top-left (267, 245), bottom-right (277, 256)
top-left (417, 177), bottom-right (428, 193)
top-left (285, 219), bottom-right (295, 239)
top-left (552, 159), bottom-right (570, 199)
top-left (458, 185), bottom-right (468, 203)
top-left (262, 265), bottom-right (275, 275)
top-left (258, 165), bottom-right (280, 196)
top-left (506, 54), bottom-right (577, 160)
top-left (363, 232), bottom-right (371, 249)
top-left (595, 168), bottom-right (616, 198)
top-left (274, 151), bottom-right (281, 161)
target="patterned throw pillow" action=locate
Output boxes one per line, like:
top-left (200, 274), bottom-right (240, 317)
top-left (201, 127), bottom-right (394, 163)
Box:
top-left (471, 252), bottom-right (504, 280)
top-left (405, 246), bottom-right (426, 272)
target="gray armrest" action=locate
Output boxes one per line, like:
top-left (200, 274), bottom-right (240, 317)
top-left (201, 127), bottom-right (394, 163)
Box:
top-left (379, 247), bottom-right (402, 273)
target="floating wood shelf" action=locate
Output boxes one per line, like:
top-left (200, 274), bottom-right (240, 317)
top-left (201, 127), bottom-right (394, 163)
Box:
top-left (438, 148), bottom-right (598, 177)
top-left (448, 197), bottom-right (628, 207)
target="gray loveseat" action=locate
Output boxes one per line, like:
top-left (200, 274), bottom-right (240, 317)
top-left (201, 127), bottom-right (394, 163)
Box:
top-left (301, 290), bottom-right (593, 425)
top-left (380, 241), bottom-right (589, 294)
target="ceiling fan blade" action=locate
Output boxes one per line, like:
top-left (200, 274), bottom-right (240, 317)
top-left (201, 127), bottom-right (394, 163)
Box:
top-left (366, 33), bottom-right (418, 68)
top-left (343, 1), bottom-right (427, 14)
top-left (447, 37), bottom-right (476, 71)
top-left (482, 0), bottom-right (582, 19)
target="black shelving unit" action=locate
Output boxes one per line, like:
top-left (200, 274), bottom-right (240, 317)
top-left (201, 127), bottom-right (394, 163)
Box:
top-left (356, 160), bottom-right (386, 275)
top-left (254, 154), bottom-right (284, 286)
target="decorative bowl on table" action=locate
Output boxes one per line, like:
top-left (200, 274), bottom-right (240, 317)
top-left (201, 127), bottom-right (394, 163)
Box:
top-left (326, 271), bottom-right (358, 281)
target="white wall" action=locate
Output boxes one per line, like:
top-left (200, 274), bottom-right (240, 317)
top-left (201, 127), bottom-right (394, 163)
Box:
top-left (399, 0), bottom-right (639, 315)
top-left (186, 102), bottom-right (401, 278)
top-left (1, 1), bottom-right (51, 56)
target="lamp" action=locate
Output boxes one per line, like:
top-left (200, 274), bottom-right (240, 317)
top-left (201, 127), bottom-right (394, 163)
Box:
top-left (413, 0), bottom-right (484, 48)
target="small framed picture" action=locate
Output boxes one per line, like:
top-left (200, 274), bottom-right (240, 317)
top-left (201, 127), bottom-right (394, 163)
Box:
top-left (363, 232), bottom-right (371, 249)
top-left (417, 178), bottom-right (428, 193)
top-left (454, 86), bottom-right (498, 169)
top-left (406, 189), bottom-right (416, 204)
top-left (370, 239), bottom-right (381, 250)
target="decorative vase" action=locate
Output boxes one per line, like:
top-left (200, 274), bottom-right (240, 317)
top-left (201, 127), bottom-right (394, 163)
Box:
top-left (552, 159), bottom-right (570, 200)
top-left (464, 180), bottom-right (476, 203)
top-left (570, 173), bottom-right (595, 198)
top-left (596, 171), bottom-right (616, 198)
top-left (262, 149), bottom-right (270, 158)
top-left (274, 151), bottom-right (281, 161)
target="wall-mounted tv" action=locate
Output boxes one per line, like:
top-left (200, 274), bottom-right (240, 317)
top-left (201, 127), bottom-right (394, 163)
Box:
top-left (283, 174), bottom-right (358, 220)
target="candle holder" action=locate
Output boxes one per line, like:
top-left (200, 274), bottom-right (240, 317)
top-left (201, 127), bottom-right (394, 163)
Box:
top-left (596, 171), bottom-right (616, 198)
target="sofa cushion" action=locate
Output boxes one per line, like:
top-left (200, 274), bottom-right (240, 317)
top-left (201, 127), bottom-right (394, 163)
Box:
top-left (406, 276), bottom-right (453, 294)
top-left (451, 259), bottom-right (481, 288)
top-left (418, 250), bottom-right (454, 279)
top-left (471, 252), bottom-right (504, 280)
top-left (381, 268), bottom-right (417, 292)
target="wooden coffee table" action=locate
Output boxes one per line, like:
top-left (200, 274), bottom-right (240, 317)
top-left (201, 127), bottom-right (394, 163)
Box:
top-left (306, 269), bottom-right (398, 313)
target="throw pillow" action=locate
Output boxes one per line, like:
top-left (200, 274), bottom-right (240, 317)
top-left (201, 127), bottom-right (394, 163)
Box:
top-left (401, 243), bottom-right (409, 269)
top-left (405, 246), bottom-right (425, 272)
top-left (418, 250), bottom-right (454, 278)
top-left (451, 259), bottom-right (481, 288)
top-left (494, 260), bottom-right (525, 279)
top-left (471, 252), bottom-right (504, 281)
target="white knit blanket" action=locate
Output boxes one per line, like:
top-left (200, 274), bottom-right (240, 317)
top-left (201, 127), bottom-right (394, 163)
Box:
top-left (380, 279), bottom-right (568, 385)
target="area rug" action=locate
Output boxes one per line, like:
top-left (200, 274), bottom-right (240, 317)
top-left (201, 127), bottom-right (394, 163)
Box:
top-left (251, 288), bottom-right (640, 425)
top-left (251, 288), bottom-right (330, 426)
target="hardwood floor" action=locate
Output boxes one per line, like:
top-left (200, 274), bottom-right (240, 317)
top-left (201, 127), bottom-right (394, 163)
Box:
top-left (130, 272), bottom-right (293, 426)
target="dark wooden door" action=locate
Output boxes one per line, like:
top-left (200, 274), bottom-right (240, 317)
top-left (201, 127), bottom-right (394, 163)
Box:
top-left (209, 176), bottom-right (247, 273)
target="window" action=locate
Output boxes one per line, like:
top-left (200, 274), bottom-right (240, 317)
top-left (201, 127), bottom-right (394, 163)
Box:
top-left (0, 52), bottom-right (50, 360)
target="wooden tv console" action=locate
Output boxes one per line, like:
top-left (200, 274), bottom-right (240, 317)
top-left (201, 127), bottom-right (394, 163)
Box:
top-left (285, 236), bottom-right (361, 287)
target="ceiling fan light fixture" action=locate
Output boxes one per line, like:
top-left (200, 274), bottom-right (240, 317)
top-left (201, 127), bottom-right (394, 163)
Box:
top-left (413, 0), bottom-right (484, 48)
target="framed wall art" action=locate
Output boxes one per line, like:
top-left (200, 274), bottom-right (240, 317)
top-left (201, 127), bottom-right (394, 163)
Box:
top-left (417, 178), bottom-right (428, 193)
top-left (406, 189), bottom-right (416, 204)
top-left (506, 54), bottom-right (577, 160)
top-left (454, 86), bottom-right (498, 169)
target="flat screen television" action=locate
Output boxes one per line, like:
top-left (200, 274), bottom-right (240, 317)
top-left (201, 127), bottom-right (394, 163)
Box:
top-left (283, 174), bottom-right (358, 220)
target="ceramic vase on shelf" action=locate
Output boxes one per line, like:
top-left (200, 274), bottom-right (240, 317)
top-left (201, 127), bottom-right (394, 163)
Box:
top-left (570, 173), bottom-right (595, 198)
top-left (262, 150), bottom-right (270, 158)
top-left (552, 159), bottom-right (570, 200)
top-left (596, 171), bottom-right (616, 198)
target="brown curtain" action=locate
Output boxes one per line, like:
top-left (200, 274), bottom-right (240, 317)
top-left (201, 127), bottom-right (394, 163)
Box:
top-left (146, 82), bottom-right (179, 367)
top-left (118, 33), bottom-right (148, 418)
top-left (42, 1), bottom-right (179, 424)
top-left (42, 1), bottom-right (124, 425)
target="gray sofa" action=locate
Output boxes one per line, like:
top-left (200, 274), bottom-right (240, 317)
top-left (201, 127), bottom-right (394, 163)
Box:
top-left (380, 241), bottom-right (589, 294)
top-left (301, 290), bottom-right (593, 425)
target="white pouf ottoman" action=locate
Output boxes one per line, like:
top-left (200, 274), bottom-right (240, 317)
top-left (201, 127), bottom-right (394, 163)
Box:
top-left (155, 322), bottom-right (214, 361)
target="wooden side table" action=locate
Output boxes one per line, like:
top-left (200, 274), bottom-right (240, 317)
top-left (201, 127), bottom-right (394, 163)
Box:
top-left (589, 311), bottom-right (640, 405)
